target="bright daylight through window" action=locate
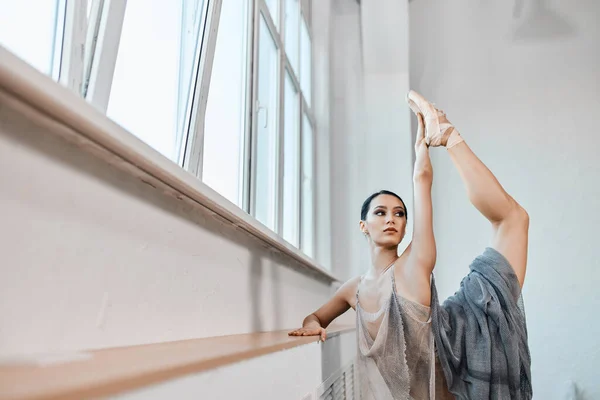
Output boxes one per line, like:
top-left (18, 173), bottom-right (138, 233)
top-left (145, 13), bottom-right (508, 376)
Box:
top-left (0, 0), bottom-right (66, 79)
top-left (0, 0), bottom-right (316, 261)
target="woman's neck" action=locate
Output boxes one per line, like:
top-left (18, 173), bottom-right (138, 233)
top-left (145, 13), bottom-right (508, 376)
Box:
top-left (369, 246), bottom-right (399, 276)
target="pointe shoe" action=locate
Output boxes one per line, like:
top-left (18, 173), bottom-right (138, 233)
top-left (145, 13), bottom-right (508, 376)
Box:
top-left (406, 90), bottom-right (464, 148)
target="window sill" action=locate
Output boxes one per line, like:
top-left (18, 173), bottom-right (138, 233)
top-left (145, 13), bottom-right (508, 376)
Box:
top-left (0, 46), bottom-right (337, 283)
top-left (0, 326), bottom-right (355, 400)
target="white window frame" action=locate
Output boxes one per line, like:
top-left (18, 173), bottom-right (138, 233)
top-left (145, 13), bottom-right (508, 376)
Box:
top-left (82, 0), bottom-right (106, 98)
top-left (85, 0), bottom-right (218, 169)
top-left (240, 1), bottom-right (256, 213)
top-left (247, 0), bottom-right (316, 255)
top-left (0, 45), bottom-right (336, 281)
top-left (299, 92), bottom-right (316, 256)
top-left (298, 6), bottom-right (315, 255)
top-left (183, 0), bottom-right (254, 210)
top-left (249, 0), bottom-right (282, 230)
top-left (7, 0), bottom-right (317, 259)
top-left (58, 0), bottom-right (88, 93)
top-left (179, 0), bottom-right (222, 174)
top-left (84, 0), bottom-right (127, 111)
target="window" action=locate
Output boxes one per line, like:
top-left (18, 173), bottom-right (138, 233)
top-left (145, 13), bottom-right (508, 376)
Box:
top-left (284, 0), bottom-right (299, 76)
top-left (301, 113), bottom-right (314, 257)
top-left (0, 0), bottom-right (66, 78)
top-left (282, 72), bottom-right (300, 247)
top-left (265, 0), bottom-right (280, 30)
top-left (246, 0), bottom-right (313, 255)
top-left (253, 15), bottom-right (279, 231)
top-left (202, 0), bottom-right (249, 206)
top-left (299, 15), bottom-right (311, 107)
top-left (2, 0), bottom-right (317, 261)
top-left (281, 1), bottom-right (314, 255)
top-left (106, 0), bottom-right (207, 162)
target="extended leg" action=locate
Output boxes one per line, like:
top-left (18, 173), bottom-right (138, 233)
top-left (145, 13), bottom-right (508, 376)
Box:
top-left (406, 90), bottom-right (529, 286)
top-left (448, 142), bottom-right (529, 287)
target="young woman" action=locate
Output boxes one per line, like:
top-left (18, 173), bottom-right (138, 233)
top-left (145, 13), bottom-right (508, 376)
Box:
top-left (289, 91), bottom-right (532, 399)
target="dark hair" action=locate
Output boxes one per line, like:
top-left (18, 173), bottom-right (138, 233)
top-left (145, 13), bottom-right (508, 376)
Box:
top-left (360, 190), bottom-right (408, 221)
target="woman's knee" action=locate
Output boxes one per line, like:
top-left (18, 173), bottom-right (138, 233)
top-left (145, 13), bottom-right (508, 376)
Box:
top-left (510, 203), bottom-right (529, 229)
top-left (492, 201), bottom-right (529, 231)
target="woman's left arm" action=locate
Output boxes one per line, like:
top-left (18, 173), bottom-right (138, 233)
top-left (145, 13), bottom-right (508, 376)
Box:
top-left (407, 113), bottom-right (436, 275)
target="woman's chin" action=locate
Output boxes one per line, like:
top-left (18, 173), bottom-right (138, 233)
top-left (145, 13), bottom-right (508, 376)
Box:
top-left (374, 237), bottom-right (402, 248)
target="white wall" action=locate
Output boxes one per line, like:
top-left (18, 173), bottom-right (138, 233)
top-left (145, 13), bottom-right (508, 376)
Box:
top-left (330, 0), bottom-right (367, 283)
top-left (113, 341), bottom-right (323, 400)
top-left (360, 0), bottom-right (413, 257)
top-left (113, 333), bottom-right (356, 400)
top-left (410, 0), bottom-right (600, 398)
top-left (113, 331), bottom-right (356, 400)
top-left (0, 101), bottom-right (332, 356)
top-left (329, 0), bottom-right (414, 282)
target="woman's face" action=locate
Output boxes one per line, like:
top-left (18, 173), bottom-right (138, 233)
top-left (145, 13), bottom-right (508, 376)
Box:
top-left (360, 194), bottom-right (407, 248)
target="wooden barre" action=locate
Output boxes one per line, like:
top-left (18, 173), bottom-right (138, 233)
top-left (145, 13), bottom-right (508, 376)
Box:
top-left (0, 326), bottom-right (355, 400)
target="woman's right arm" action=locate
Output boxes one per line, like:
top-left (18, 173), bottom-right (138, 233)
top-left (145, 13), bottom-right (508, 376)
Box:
top-left (288, 277), bottom-right (359, 341)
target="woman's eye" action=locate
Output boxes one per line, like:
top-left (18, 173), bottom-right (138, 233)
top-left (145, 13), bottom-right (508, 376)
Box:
top-left (396, 212), bottom-right (405, 217)
top-left (375, 211), bottom-right (385, 216)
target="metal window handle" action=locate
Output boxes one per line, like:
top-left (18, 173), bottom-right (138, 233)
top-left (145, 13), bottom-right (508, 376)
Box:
top-left (257, 104), bottom-right (269, 128)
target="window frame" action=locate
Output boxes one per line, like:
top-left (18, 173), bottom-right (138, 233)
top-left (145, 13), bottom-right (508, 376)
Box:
top-left (299, 92), bottom-right (315, 256)
top-left (3, 0), bottom-right (318, 261)
top-left (296, 6), bottom-right (316, 256)
top-left (84, 0), bottom-right (127, 111)
top-left (180, 0), bottom-right (223, 175)
top-left (249, 0), bottom-right (281, 231)
top-left (248, 0), bottom-right (315, 255)
top-left (189, 0), bottom-right (254, 210)
top-left (57, 0), bottom-right (88, 93)
top-left (0, 44), bottom-right (336, 280)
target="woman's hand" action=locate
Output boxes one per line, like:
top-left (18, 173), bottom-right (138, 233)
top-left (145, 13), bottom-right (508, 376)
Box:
top-left (413, 112), bottom-right (433, 183)
top-left (288, 325), bottom-right (327, 342)
top-left (288, 277), bottom-right (358, 343)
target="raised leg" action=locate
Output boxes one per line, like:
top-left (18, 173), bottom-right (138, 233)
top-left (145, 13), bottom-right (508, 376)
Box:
top-left (406, 90), bottom-right (529, 286)
top-left (448, 142), bottom-right (529, 287)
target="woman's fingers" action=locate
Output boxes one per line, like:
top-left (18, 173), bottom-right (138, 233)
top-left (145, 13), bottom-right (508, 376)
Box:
top-left (288, 327), bottom-right (327, 341)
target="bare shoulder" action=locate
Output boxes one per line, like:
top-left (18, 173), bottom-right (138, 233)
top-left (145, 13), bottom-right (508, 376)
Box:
top-left (335, 276), bottom-right (361, 307)
top-left (338, 275), bottom-right (361, 292)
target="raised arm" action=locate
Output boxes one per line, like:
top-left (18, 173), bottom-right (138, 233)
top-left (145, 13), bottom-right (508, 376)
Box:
top-left (288, 277), bottom-right (359, 341)
top-left (406, 113), bottom-right (436, 275)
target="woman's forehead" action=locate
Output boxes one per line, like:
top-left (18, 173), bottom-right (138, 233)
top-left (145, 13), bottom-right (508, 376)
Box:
top-left (371, 194), bottom-right (404, 209)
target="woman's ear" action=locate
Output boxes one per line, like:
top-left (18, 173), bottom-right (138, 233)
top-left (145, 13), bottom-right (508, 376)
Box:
top-left (359, 220), bottom-right (368, 236)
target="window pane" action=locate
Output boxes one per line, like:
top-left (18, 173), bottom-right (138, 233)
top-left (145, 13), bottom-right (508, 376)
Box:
top-left (301, 113), bottom-right (314, 257)
top-left (265, 0), bottom-right (279, 30)
top-left (202, 0), bottom-right (248, 206)
top-left (300, 16), bottom-right (311, 106)
top-left (282, 72), bottom-right (299, 247)
top-left (284, 0), bottom-right (299, 76)
top-left (254, 16), bottom-right (279, 230)
top-left (107, 0), bottom-right (205, 162)
top-left (0, 0), bottom-right (64, 76)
